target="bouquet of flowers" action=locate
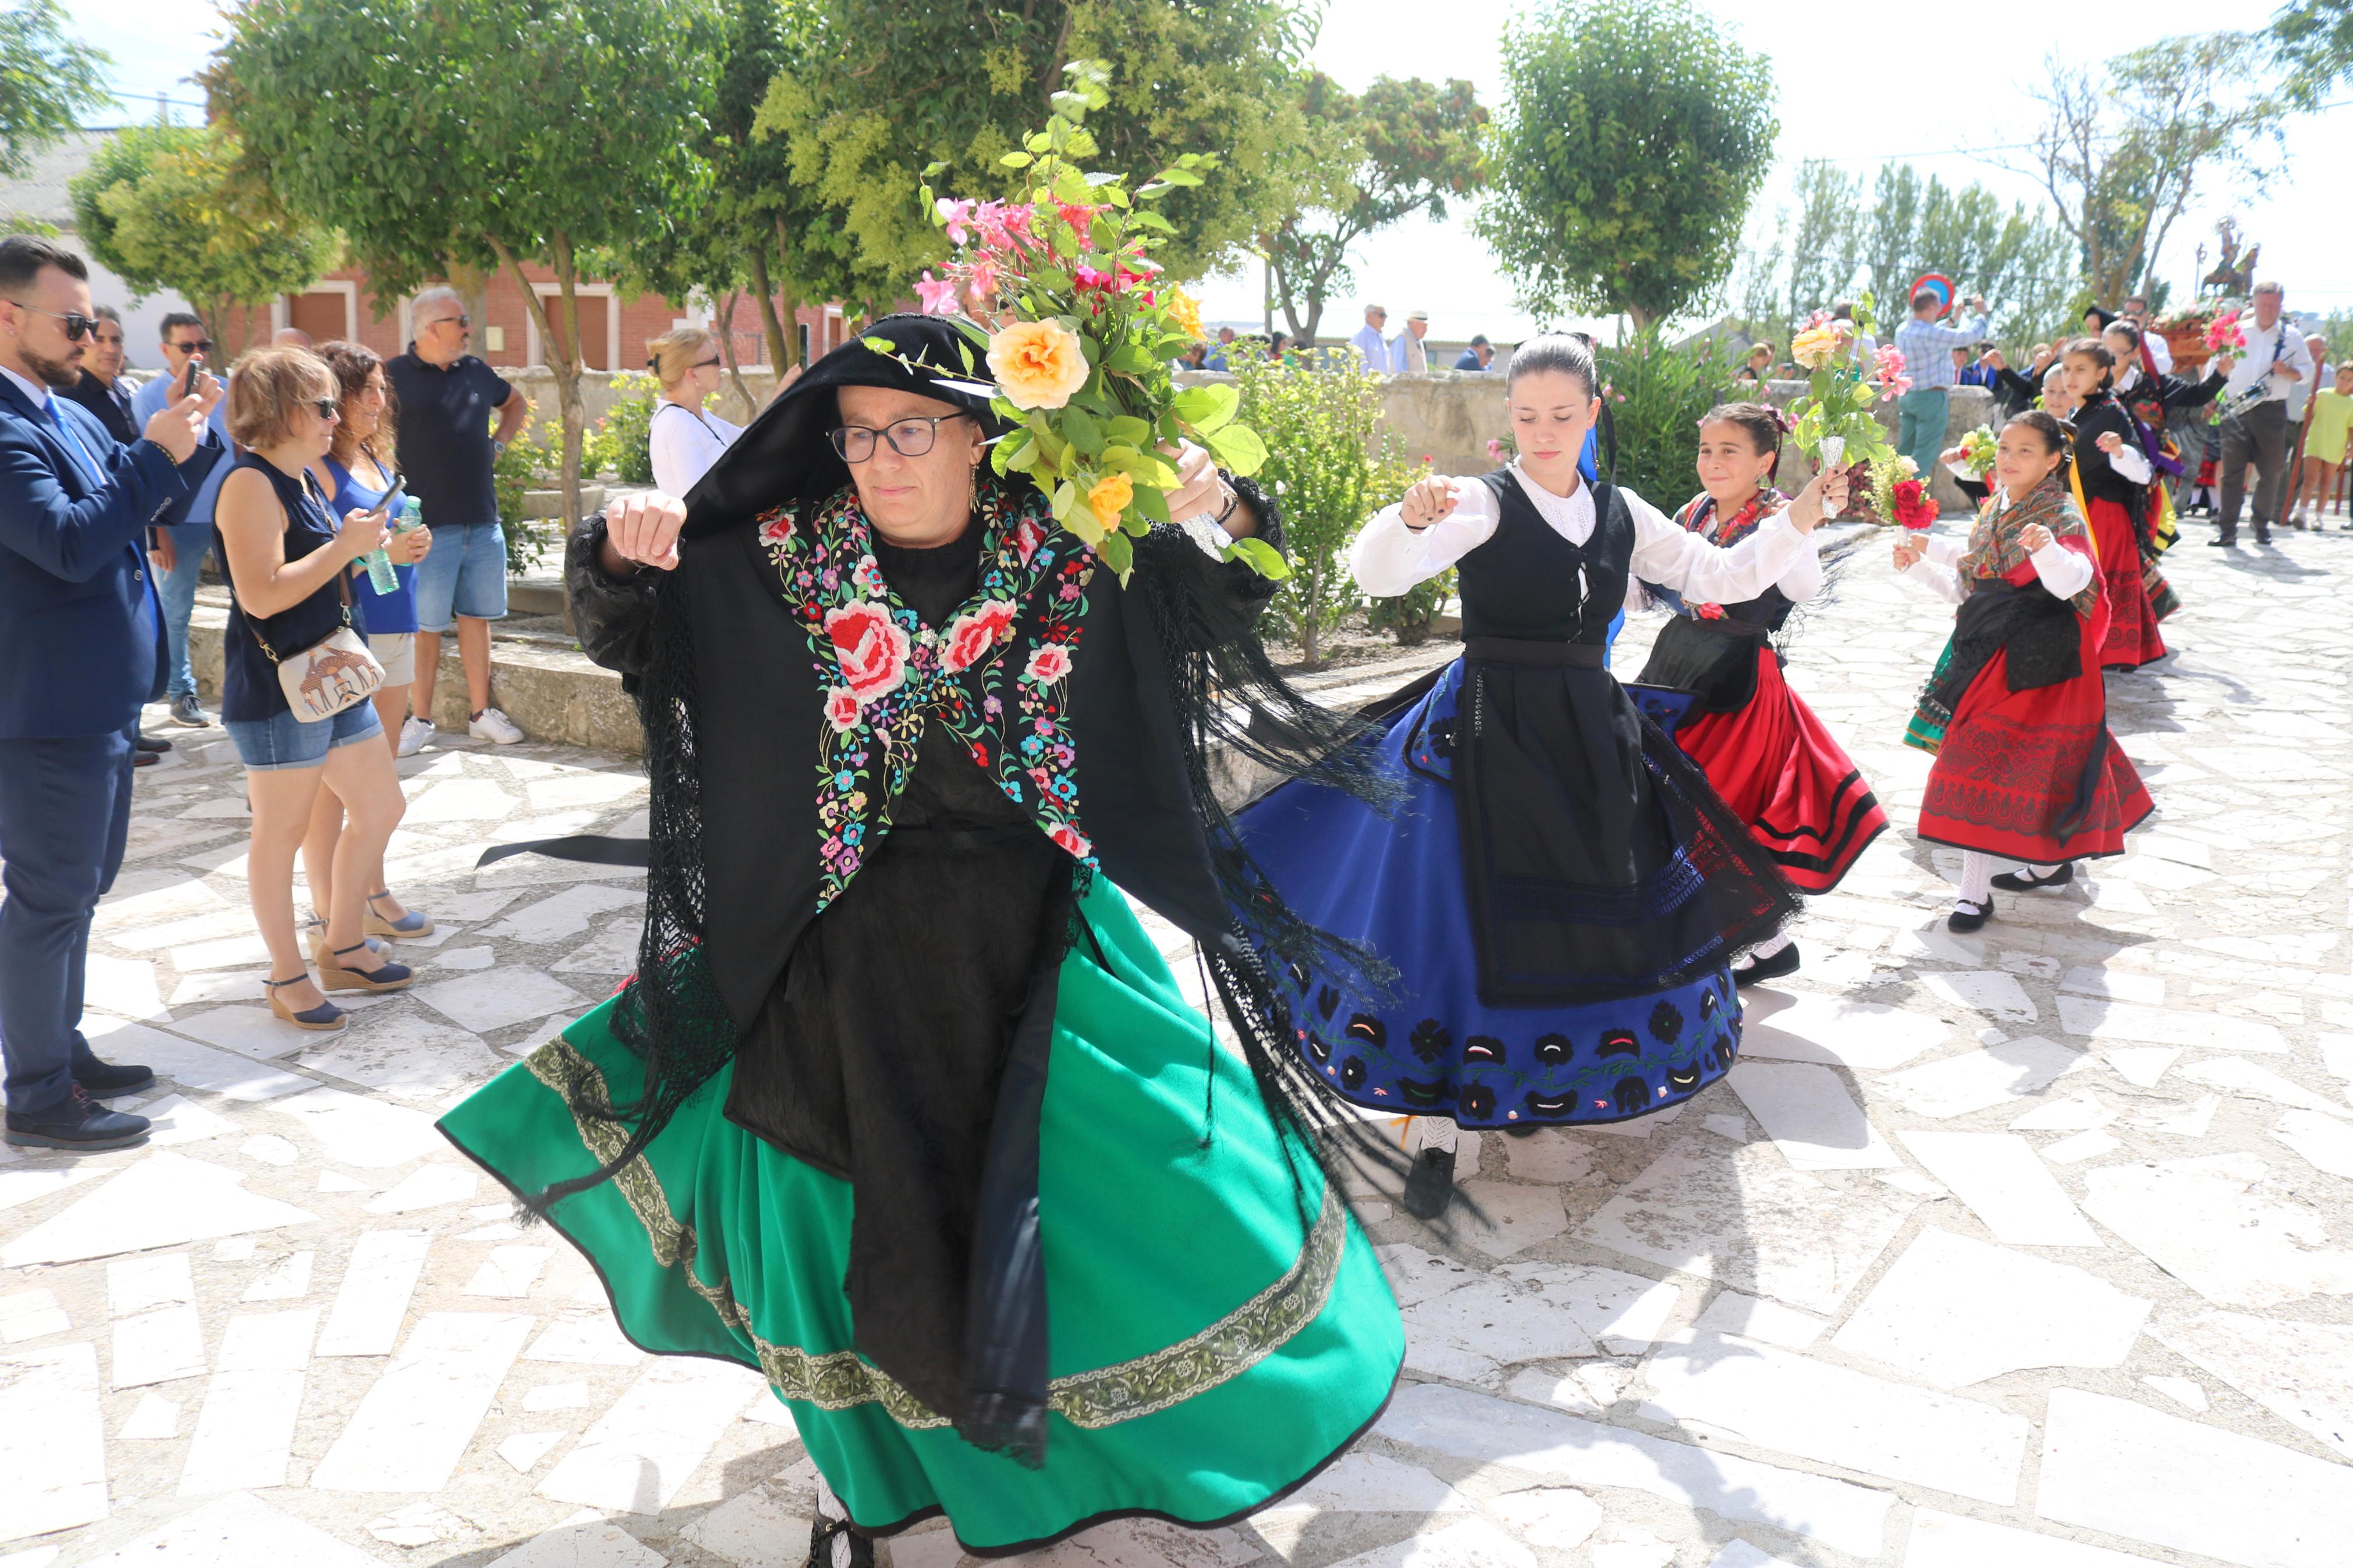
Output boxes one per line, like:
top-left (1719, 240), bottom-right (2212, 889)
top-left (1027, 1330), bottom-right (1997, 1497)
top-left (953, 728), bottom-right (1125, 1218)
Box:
top-left (898, 62), bottom-right (1280, 585)
top-left (1786, 299), bottom-right (1902, 502)
top-left (2205, 312), bottom-right (2247, 353)
top-left (1953, 425), bottom-right (1997, 480)
top-left (1866, 456), bottom-right (1937, 529)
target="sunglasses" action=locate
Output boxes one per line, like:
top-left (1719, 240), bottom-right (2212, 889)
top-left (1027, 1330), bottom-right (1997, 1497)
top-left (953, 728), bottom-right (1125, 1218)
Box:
top-left (692, 357), bottom-right (722, 371)
top-left (427, 314), bottom-right (471, 330)
top-left (168, 338), bottom-right (215, 355)
top-left (8, 301), bottom-right (101, 340)
top-left (304, 398), bottom-right (342, 421)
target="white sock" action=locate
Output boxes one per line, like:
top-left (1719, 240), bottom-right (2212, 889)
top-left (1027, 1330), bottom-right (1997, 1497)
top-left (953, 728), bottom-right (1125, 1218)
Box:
top-left (1957, 852), bottom-right (1994, 906)
top-left (1412, 1116), bottom-right (1460, 1154)
top-left (815, 1476), bottom-right (847, 1522)
top-left (2029, 862), bottom-right (2062, 878)
top-left (1745, 930), bottom-right (1793, 961)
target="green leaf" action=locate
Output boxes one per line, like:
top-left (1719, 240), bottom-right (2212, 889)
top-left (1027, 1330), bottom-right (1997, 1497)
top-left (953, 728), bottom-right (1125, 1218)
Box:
top-left (861, 337), bottom-right (895, 355)
top-left (1202, 422), bottom-right (1267, 477)
top-left (1150, 166), bottom-right (1204, 188)
top-left (1170, 382), bottom-right (1239, 434)
top-left (1224, 535), bottom-right (1291, 581)
top-left (1105, 343), bottom-right (1155, 375)
top-left (1060, 406), bottom-right (1103, 454)
top-left (1105, 415), bottom-right (1152, 446)
top-left (1000, 151), bottom-right (1032, 169)
top-left (1132, 482), bottom-right (1171, 524)
top-left (1096, 528), bottom-right (1134, 582)
top-left (1050, 479), bottom-right (1077, 522)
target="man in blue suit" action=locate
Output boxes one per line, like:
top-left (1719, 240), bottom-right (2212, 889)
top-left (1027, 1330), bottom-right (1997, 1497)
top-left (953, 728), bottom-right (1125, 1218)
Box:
top-left (0, 236), bottom-right (220, 1150)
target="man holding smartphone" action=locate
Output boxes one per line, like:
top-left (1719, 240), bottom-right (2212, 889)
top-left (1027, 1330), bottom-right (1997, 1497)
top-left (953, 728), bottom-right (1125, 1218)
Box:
top-left (129, 312), bottom-right (234, 728)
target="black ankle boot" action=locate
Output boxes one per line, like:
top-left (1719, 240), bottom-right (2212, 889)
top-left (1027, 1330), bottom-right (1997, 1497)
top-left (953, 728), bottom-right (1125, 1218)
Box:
top-left (1402, 1146), bottom-right (1457, 1220)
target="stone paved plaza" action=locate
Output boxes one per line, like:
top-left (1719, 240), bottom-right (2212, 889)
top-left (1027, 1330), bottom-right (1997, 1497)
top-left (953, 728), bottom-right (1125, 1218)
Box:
top-left (4, 522), bottom-right (2352, 1568)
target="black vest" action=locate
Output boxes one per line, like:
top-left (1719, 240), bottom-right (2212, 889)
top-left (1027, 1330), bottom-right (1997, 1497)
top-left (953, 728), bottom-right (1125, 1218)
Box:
top-left (1454, 470), bottom-right (1632, 643)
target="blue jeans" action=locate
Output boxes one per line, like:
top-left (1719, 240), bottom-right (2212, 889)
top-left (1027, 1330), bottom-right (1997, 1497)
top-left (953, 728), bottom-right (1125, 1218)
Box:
top-left (158, 520), bottom-right (217, 699)
top-left (1897, 387), bottom-right (1951, 481)
top-left (0, 726), bottom-right (136, 1116)
top-left (411, 521), bottom-right (509, 630)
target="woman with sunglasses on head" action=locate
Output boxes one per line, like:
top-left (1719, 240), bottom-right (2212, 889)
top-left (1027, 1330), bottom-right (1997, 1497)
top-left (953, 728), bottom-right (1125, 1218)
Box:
top-left (437, 317), bottom-right (1403, 1560)
top-left (213, 347), bottom-right (420, 1032)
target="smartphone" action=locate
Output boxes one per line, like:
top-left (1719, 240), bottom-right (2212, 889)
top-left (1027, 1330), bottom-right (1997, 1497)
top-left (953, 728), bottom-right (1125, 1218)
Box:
top-left (381, 471), bottom-right (409, 525)
top-left (180, 354), bottom-right (202, 400)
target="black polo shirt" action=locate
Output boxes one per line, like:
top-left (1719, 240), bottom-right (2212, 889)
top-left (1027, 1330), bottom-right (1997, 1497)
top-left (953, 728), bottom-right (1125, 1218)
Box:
top-left (59, 370), bottom-right (138, 445)
top-left (386, 347), bottom-right (514, 526)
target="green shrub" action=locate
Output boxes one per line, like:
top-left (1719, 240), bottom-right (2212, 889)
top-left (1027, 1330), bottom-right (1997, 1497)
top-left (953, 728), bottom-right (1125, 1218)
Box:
top-left (594, 370), bottom-right (661, 484)
top-left (1594, 328), bottom-right (1740, 510)
top-left (494, 418), bottom-right (563, 575)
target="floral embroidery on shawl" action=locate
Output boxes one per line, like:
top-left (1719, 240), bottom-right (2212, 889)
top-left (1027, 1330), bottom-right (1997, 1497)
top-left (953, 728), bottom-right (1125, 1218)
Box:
top-left (1959, 474), bottom-right (2097, 617)
top-left (1672, 486), bottom-right (1785, 617)
top-left (753, 479), bottom-right (1098, 912)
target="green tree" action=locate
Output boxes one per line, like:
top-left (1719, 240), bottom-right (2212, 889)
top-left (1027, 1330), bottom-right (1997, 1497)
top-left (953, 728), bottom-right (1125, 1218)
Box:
top-left (1859, 165), bottom-right (2081, 346)
top-left (1477, 0), bottom-right (1776, 330)
top-left (2272, 0), bottom-right (2353, 104)
top-left (2024, 34), bottom-right (2279, 307)
top-left (753, 0), bottom-right (1316, 296)
top-left (68, 125), bottom-right (336, 351)
top-left (1264, 73), bottom-right (1486, 344)
top-left (215, 0), bottom-right (723, 521)
top-left (0, 0), bottom-right (111, 179)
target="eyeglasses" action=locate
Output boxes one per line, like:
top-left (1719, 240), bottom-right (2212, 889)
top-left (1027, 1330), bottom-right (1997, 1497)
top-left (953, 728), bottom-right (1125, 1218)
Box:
top-left (304, 398), bottom-right (342, 421)
top-left (168, 338), bottom-right (214, 355)
top-left (828, 413), bottom-right (970, 463)
top-left (691, 358), bottom-right (722, 371)
top-left (427, 314), bottom-right (470, 330)
top-left (6, 301), bottom-right (100, 340)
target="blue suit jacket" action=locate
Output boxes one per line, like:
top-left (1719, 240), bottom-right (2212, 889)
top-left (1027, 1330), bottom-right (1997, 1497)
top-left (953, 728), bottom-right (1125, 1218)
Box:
top-left (0, 376), bottom-right (201, 738)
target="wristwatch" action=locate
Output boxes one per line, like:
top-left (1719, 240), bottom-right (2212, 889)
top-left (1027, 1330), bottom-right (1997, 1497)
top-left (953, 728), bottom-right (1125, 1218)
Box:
top-left (491, 438), bottom-right (507, 461)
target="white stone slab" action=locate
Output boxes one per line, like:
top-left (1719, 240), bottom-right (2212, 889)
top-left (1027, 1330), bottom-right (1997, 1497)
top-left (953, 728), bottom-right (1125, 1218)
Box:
top-left (1496, 1260), bottom-right (1681, 1354)
top-left (1736, 991), bottom-right (1950, 1070)
top-left (269, 1085), bottom-right (443, 1166)
top-left (81, 1017), bottom-right (308, 1101)
top-left (83, 1489), bottom-right (385, 1567)
top-left (164, 1003), bottom-right (318, 1059)
top-left (116, 1390), bottom-right (182, 1440)
top-left (0, 1289), bottom-right (65, 1343)
top-left (499, 1431), bottom-right (566, 1473)
top-left (2038, 1387), bottom-right (2353, 1568)
top-left (1324, 1518), bottom-right (1536, 1568)
top-left (0, 1152), bottom-right (318, 1267)
top-left (404, 777), bottom-right (519, 822)
top-left (2177, 1057), bottom-right (2352, 1118)
top-left (481, 884), bottom-right (646, 945)
top-left (553, 917), bottom-right (643, 976)
top-left (2131, 1093), bottom-right (2220, 1137)
top-left (1705, 1545), bottom-right (1808, 1568)
top-left (1578, 1143), bottom-right (1915, 1315)
top-left (538, 1357), bottom-right (765, 1513)
top-left (1639, 1329), bottom-right (2029, 1503)
top-left (314, 1226), bottom-right (435, 1357)
top-left (142, 1093), bottom-right (238, 1147)
top-left (2041, 1129), bottom-right (2122, 1164)
top-left (1400, 1277), bottom-right (1595, 1379)
top-left (311, 1310), bottom-right (536, 1492)
top-left (524, 1299), bottom-right (644, 1366)
top-left (238, 1133), bottom-right (299, 1166)
top-left (1882, 1036), bottom-right (2087, 1119)
top-left (2010, 1089), bottom-right (2115, 1131)
top-left (2059, 966), bottom-right (2164, 1004)
top-left (1919, 970), bottom-right (2039, 1023)
top-left (1375, 1381), bottom-right (1894, 1557)
top-left (240, 1250), bottom-right (313, 1302)
top-left (86, 952), bottom-right (169, 1021)
top-left (2271, 1110), bottom-right (2353, 1177)
top-left (1693, 1291), bottom-right (1826, 1348)
top-left (2141, 1374), bottom-right (2209, 1411)
top-left (112, 1294), bottom-right (207, 1388)
top-left (463, 1245), bottom-right (554, 1298)
top-left (1452, 1180), bottom-right (1570, 1258)
top-left (2056, 995), bottom-right (2289, 1053)
top-left (0, 1342), bottom-right (107, 1542)
top-left (1831, 1228), bottom-right (2149, 1387)
top-left (2148, 1310), bottom-right (2353, 1461)
top-left (485, 1510), bottom-right (668, 1568)
top-left (298, 1014), bottom-right (503, 1103)
top-left (2103, 1046), bottom-right (2181, 1087)
top-left (0, 1164), bottom-right (98, 1214)
top-left (411, 968), bottom-right (584, 1033)
top-left (365, 1161), bottom-right (479, 1213)
top-left (166, 970), bottom-right (271, 1008)
top-left (2081, 1153), bottom-right (2353, 1309)
top-left (1484, 1488), bottom-right (1602, 1551)
top-left (1726, 1061), bottom-right (1900, 1169)
top-left (1897, 1130), bottom-right (2100, 1247)
top-left (1904, 1509), bottom-right (2170, 1568)
top-left (177, 1310), bottom-right (316, 1495)
top-left (681, 1486), bottom-right (808, 1567)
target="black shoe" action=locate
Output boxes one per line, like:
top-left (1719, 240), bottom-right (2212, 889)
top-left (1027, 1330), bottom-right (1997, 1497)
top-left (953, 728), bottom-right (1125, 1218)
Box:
top-left (5, 1085), bottom-right (151, 1150)
top-left (2256, 529), bottom-right (2274, 546)
top-left (1947, 895), bottom-right (1994, 933)
top-left (1991, 862), bottom-right (2074, 893)
top-left (2206, 535), bottom-right (2237, 547)
top-left (1502, 1123), bottom-right (1541, 1138)
top-left (134, 733), bottom-right (171, 755)
top-left (1401, 1146), bottom-right (1457, 1221)
top-left (804, 1512), bottom-right (874, 1568)
top-left (132, 749), bottom-right (158, 767)
top-left (1734, 941), bottom-right (1802, 987)
top-left (73, 1057), bottom-right (156, 1098)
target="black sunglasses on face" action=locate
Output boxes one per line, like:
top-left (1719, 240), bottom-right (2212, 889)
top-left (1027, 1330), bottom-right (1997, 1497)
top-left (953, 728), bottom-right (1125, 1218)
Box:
top-left (7, 301), bottom-right (100, 340)
top-left (169, 338), bottom-right (214, 355)
top-left (428, 314), bottom-right (470, 330)
top-left (691, 357), bottom-right (722, 371)
top-left (828, 413), bottom-right (971, 463)
top-left (305, 398), bottom-right (341, 421)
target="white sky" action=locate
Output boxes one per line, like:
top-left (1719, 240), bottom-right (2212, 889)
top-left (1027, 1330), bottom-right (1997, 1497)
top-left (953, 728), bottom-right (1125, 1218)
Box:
top-left (72, 0), bottom-right (2349, 343)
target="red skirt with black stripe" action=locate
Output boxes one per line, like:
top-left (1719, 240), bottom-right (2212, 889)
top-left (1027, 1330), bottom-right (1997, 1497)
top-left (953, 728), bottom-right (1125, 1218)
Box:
top-left (1672, 648), bottom-right (1888, 894)
top-left (2089, 495), bottom-right (2166, 669)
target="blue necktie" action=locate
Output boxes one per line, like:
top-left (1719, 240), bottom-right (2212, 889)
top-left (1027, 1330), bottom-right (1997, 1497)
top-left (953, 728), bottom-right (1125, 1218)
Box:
top-left (46, 399), bottom-right (104, 488)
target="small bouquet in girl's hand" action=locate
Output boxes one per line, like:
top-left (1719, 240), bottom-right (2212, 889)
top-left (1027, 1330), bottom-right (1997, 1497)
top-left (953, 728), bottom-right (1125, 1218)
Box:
top-left (1954, 425), bottom-right (1997, 480)
top-left (1866, 456), bottom-right (1938, 529)
top-left (1786, 299), bottom-right (1901, 501)
top-left (903, 61), bottom-right (1279, 585)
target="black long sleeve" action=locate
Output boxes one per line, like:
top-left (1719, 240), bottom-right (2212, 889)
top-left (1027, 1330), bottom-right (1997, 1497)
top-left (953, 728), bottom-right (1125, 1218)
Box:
top-left (565, 518), bottom-right (661, 681)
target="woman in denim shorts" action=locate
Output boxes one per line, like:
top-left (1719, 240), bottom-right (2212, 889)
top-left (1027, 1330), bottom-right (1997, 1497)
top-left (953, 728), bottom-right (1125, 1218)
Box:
top-left (213, 346), bottom-right (422, 1031)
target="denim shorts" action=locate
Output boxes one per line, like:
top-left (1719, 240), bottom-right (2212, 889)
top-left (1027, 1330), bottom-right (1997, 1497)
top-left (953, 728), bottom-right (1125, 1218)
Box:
top-left (411, 520), bottom-right (509, 630)
top-left (223, 700), bottom-right (384, 771)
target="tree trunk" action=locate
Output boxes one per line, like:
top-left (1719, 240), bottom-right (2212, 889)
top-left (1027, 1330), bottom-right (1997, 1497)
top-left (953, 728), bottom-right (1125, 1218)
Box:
top-left (445, 258), bottom-right (492, 355)
top-left (1625, 302), bottom-right (1658, 334)
top-left (715, 288), bottom-right (755, 421)
top-left (772, 215), bottom-right (804, 367)
top-left (490, 230), bottom-right (585, 526)
top-left (1299, 564), bottom-right (1321, 667)
top-left (746, 239), bottom-right (792, 375)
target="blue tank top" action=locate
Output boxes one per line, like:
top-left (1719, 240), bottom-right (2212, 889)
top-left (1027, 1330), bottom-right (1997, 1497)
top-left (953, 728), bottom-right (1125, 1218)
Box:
top-left (218, 456), bottom-right (353, 723)
top-left (328, 450), bottom-right (418, 634)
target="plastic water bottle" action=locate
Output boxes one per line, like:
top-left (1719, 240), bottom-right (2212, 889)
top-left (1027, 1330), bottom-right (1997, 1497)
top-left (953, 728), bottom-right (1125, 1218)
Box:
top-left (363, 497), bottom-right (419, 595)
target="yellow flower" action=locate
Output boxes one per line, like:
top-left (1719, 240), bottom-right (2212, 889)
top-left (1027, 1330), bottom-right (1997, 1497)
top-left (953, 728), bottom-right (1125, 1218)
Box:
top-left (1790, 325), bottom-right (1839, 370)
top-left (987, 319), bottom-right (1091, 410)
top-left (1165, 287), bottom-right (1205, 342)
top-left (1085, 470), bottom-right (1134, 529)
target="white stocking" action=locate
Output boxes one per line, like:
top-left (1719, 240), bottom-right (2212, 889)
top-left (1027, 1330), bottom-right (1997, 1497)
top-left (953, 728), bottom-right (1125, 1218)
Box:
top-left (1411, 1116), bottom-right (1460, 1154)
top-left (1746, 930), bottom-right (1793, 961)
top-left (1957, 852), bottom-right (1994, 905)
top-left (815, 1477), bottom-right (853, 1566)
top-left (2029, 862), bottom-right (2062, 877)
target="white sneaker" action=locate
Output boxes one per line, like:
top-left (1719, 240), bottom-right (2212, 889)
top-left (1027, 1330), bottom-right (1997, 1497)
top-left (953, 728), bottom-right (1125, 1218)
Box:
top-left (396, 716), bottom-right (434, 758)
top-left (469, 707), bottom-right (525, 745)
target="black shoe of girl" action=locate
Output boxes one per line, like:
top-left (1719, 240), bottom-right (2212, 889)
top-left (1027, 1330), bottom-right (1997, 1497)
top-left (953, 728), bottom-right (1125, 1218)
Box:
top-left (1401, 1146), bottom-right (1457, 1221)
top-left (804, 1513), bottom-right (873, 1568)
top-left (1948, 896), bottom-right (1994, 933)
top-left (1733, 942), bottom-right (1802, 987)
top-left (1991, 863), bottom-right (2073, 893)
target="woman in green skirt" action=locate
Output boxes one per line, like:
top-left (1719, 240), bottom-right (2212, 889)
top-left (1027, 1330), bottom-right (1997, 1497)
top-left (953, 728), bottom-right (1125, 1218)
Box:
top-left (439, 316), bottom-right (1402, 1561)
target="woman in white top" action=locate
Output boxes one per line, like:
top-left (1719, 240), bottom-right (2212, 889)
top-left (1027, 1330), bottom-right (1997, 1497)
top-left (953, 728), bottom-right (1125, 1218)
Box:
top-left (645, 326), bottom-right (744, 496)
top-left (1233, 334), bottom-right (1841, 1218)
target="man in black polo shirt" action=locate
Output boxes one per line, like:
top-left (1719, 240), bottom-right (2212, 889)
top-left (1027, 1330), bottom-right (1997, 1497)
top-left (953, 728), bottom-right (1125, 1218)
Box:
top-left (387, 285), bottom-right (532, 745)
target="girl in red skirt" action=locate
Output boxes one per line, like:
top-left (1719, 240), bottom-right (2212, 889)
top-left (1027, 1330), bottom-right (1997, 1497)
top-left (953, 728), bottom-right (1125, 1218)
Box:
top-left (1897, 410), bottom-right (2153, 931)
top-left (1636, 402), bottom-right (1888, 984)
top-left (2059, 338), bottom-right (2167, 669)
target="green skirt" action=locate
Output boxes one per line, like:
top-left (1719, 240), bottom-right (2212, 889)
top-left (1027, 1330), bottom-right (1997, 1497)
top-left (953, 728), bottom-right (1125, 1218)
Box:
top-left (438, 881), bottom-right (1403, 1553)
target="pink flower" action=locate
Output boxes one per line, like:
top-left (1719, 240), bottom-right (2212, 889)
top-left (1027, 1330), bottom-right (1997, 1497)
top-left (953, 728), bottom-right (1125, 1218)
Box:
top-left (1873, 344), bottom-right (1907, 382)
top-left (824, 602), bottom-right (911, 704)
top-left (758, 513), bottom-right (795, 549)
top-left (941, 599), bottom-right (1018, 673)
top-left (1049, 822), bottom-right (1092, 859)
top-left (1073, 266), bottom-right (1117, 293)
top-left (1486, 439), bottom-right (1504, 462)
top-left (1055, 201), bottom-right (1099, 236)
top-left (1013, 517), bottom-right (1047, 567)
top-left (934, 197), bottom-right (977, 246)
top-left (822, 687), bottom-right (861, 734)
top-left (966, 254), bottom-right (1000, 300)
top-left (915, 271), bottom-right (959, 316)
top-left (852, 554), bottom-right (887, 595)
top-left (1024, 645), bottom-right (1073, 685)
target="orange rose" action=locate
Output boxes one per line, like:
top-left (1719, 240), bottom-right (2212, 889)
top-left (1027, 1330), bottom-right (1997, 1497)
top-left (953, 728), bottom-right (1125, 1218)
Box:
top-left (1085, 471), bottom-right (1134, 529)
top-left (987, 319), bottom-right (1091, 410)
top-left (1165, 287), bottom-right (1206, 342)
